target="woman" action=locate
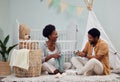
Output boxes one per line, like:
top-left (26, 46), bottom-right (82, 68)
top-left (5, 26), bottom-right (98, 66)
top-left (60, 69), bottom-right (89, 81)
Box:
top-left (42, 24), bottom-right (71, 74)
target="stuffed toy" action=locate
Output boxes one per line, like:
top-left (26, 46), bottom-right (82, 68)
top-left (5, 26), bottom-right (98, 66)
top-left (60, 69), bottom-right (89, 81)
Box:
top-left (19, 24), bottom-right (38, 49)
top-left (19, 24), bottom-right (31, 40)
top-left (19, 24), bottom-right (31, 49)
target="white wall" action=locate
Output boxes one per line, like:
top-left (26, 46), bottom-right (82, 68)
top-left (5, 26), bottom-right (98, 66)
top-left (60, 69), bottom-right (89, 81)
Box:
top-left (0, 0), bottom-right (10, 60)
top-left (0, 0), bottom-right (120, 52)
top-left (94, 0), bottom-right (120, 52)
top-left (0, 0), bottom-right (10, 39)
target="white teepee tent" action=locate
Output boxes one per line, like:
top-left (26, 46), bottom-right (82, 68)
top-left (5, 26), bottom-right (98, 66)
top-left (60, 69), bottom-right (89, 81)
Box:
top-left (81, 10), bottom-right (120, 70)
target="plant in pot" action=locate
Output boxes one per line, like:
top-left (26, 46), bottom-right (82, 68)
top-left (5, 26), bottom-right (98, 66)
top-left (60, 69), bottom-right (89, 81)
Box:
top-left (0, 35), bottom-right (18, 76)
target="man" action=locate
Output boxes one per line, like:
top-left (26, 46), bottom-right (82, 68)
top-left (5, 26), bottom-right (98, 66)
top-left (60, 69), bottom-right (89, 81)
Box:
top-left (71, 28), bottom-right (110, 75)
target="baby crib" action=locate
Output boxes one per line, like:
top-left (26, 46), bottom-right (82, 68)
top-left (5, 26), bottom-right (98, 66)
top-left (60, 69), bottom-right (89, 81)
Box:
top-left (12, 20), bottom-right (78, 77)
top-left (14, 20), bottom-right (78, 62)
top-left (30, 28), bottom-right (78, 62)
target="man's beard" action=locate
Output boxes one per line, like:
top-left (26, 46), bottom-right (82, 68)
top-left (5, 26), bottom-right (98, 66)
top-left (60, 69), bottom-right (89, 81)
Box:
top-left (90, 41), bottom-right (95, 46)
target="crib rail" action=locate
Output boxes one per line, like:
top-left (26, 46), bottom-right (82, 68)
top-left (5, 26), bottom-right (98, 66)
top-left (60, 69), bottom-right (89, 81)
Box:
top-left (18, 28), bottom-right (77, 62)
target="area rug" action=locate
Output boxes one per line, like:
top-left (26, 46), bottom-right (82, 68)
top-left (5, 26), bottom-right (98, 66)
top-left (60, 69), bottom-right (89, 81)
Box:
top-left (2, 73), bottom-right (120, 82)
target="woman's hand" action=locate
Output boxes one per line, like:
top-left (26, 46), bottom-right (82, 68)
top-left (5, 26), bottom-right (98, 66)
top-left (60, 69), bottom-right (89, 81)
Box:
top-left (45, 53), bottom-right (60, 62)
top-left (52, 54), bottom-right (60, 59)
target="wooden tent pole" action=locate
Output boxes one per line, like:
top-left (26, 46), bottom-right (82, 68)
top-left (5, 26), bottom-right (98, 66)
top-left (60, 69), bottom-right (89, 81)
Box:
top-left (84, 0), bottom-right (94, 11)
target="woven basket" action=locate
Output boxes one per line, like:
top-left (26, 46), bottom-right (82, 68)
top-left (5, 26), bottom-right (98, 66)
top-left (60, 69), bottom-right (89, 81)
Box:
top-left (13, 50), bottom-right (42, 77)
top-left (0, 62), bottom-right (11, 76)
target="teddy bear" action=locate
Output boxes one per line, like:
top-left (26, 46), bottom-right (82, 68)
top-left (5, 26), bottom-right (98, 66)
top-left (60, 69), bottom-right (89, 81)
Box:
top-left (19, 24), bottom-right (31, 40)
top-left (19, 24), bottom-right (38, 49)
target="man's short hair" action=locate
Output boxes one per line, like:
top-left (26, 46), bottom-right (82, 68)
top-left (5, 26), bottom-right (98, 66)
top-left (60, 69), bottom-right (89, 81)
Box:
top-left (88, 28), bottom-right (100, 38)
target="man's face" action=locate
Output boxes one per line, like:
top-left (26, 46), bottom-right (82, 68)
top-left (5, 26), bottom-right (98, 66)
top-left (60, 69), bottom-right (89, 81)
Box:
top-left (88, 34), bottom-right (96, 45)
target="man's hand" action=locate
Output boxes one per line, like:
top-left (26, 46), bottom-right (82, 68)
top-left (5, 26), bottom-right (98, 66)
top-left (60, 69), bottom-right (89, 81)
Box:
top-left (86, 55), bottom-right (92, 59)
top-left (76, 51), bottom-right (85, 57)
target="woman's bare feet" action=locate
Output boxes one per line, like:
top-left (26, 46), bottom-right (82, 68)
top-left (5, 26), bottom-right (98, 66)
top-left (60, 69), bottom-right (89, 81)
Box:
top-left (54, 69), bottom-right (60, 74)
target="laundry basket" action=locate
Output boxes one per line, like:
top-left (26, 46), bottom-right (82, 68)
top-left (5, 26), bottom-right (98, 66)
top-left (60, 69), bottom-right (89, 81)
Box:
top-left (13, 50), bottom-right (42, 77)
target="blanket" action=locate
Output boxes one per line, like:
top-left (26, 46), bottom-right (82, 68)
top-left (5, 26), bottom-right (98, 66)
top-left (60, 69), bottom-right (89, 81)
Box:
top-left (10, 49), bottom-right (29, 70)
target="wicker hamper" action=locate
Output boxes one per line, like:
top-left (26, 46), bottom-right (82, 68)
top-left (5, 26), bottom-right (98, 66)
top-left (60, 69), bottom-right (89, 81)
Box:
top-left (0, 62), bottom-right (11, 76)
top-left (13, 50), bottom-right (42, 77)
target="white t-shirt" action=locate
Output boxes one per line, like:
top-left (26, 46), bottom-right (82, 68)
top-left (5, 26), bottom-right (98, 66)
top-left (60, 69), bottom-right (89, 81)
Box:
top-left (41, 42), bottom-right (61, 63)
top-left (92, 47), bottom-right (95, 56)
top-left (47, 47), bottom-right (57, 64)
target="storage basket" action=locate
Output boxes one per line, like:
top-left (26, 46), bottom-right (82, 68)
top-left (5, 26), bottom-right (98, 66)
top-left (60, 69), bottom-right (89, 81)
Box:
top-left (13, 50), bottom-right (42, 77)
top-left (0, 62), bottom-right (11, 76)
